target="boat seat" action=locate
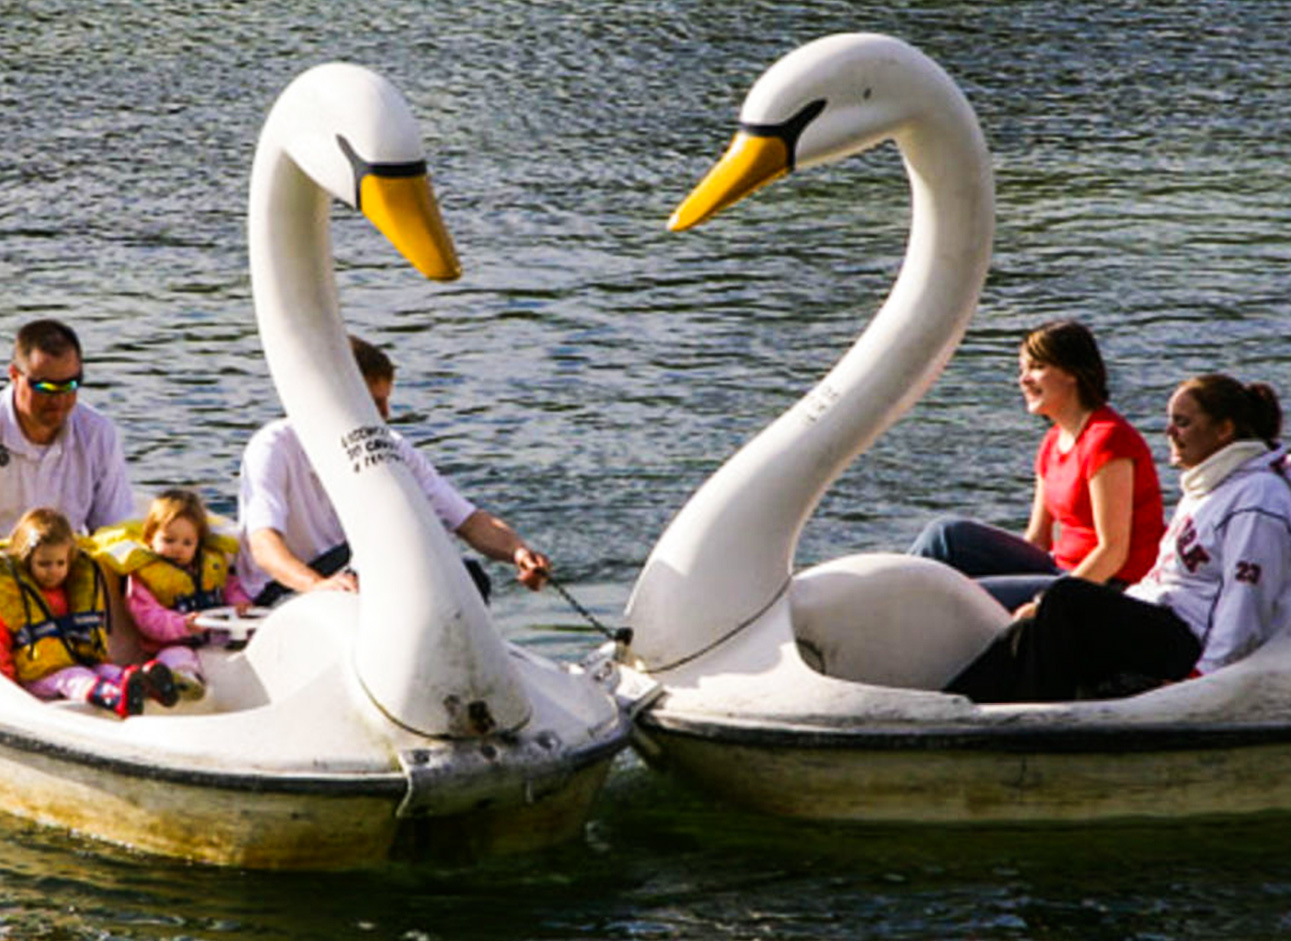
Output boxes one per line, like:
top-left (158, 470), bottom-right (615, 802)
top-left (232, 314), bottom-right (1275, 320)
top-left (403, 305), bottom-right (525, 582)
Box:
top-left (102, 566), bottom-right (148, 666)
top-left (790, 552), bottom-right (1010, 690)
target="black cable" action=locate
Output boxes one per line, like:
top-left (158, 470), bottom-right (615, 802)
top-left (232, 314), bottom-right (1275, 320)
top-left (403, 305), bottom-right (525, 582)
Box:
top-left (543, 574), bottom-right (633, 646)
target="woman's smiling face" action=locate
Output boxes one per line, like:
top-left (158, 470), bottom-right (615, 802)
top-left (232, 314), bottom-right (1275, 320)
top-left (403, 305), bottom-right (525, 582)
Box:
top-left (1018, 353), bottom-right (1079, 420)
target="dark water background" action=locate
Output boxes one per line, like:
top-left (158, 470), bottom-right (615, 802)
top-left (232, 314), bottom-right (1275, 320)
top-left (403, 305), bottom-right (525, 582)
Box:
top-left (2, 0), bottom-right (1291, 937)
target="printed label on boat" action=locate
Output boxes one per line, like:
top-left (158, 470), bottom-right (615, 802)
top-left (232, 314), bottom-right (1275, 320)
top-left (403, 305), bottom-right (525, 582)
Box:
top-left (801, 382), bottom-right (840, 424)
top-left (340, 425), bottom-right (404, 474)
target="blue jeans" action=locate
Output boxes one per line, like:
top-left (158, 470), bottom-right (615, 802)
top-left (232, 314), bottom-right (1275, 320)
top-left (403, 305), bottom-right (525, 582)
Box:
top-left (908, 516), bottom-right (1063, 611)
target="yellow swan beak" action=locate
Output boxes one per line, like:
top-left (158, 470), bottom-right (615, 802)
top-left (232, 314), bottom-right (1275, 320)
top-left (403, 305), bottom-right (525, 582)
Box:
top-left (360, 174), bottom-right (462, 281)
top-left (668, 132), bottom-right (790, 232)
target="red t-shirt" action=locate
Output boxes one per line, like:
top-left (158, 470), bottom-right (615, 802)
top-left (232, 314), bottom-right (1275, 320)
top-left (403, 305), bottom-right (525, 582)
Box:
top-left (1035, 405), bottom-right (1164, 582)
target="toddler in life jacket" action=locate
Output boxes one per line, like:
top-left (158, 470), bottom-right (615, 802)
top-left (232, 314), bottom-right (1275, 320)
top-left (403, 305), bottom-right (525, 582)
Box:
top-left (0, 508), bottom-right (176, 717)
top-left (125, 489), bottom-right (252, 700)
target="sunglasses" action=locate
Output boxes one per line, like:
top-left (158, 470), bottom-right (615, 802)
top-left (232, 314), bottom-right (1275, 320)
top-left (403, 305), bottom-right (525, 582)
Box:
top-left (21, 372), bottom-right (82, 395)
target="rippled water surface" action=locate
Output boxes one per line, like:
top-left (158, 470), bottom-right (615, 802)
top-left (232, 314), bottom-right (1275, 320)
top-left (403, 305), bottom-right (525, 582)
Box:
top-left (2, 1), bottom-right (1291, 937)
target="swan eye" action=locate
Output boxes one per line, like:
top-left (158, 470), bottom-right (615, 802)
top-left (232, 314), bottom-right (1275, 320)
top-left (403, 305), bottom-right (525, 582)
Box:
top-left (336, 135), bottom-right (427, 210)
top-left (738, 98), bottom-right (826, 172)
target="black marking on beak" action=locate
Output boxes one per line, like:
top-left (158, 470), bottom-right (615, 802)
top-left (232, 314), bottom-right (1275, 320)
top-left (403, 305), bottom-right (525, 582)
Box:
top-left (737, 98), bottom-right (826, 173)
top-left (337, 135), bottom-right (428, 210)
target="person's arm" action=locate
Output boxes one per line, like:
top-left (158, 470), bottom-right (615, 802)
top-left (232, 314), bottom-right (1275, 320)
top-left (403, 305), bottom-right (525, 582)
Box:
top-left (396, 436), bottom-right (549, 590)
top-left (1022, 475), bottom-right (1054, 551)
top-left (240, 423), bottom-right (354, 596)
top-left (125, 576), bottom-right (198, 642)
top-left (1067, 457), bottom-right (1134, 584)
top-left (247, 528), bottom-right (357, 594)
top-left (222, 571), bottom-right (256, 608)
top-left (87, 419), bottom-right (135, 531)
top-left (454, 510), bottom-right (550, 590)
top-left (1197, 507), bottom-right (1291, 673)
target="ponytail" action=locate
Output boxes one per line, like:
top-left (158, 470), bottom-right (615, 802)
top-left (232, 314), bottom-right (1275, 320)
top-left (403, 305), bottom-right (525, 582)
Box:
top-left (1179, 374), bottom-right (1282, 448)
top-left (1245, 382), bottom-right (1282, 446)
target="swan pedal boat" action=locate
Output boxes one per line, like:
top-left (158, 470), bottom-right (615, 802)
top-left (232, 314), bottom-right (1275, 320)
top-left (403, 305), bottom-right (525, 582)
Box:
top-left (0, 63), bottom-right (627, 869)
top-left (596, 33), bottom-right (1291, 825)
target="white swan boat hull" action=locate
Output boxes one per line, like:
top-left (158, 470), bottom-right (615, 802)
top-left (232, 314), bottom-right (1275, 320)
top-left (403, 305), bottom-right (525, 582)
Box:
top-left (633, 701), bottom-right (1291, 824)
top-left (0, 593), bottom-right (626, 868)
top-left (615, 554), bottom-right (1291, 824)
top-left (0, 730), bottom-right (618, 868)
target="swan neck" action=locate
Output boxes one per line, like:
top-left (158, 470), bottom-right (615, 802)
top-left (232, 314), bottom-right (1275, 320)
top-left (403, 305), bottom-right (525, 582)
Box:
top-left (627, 94), bottom-right (993, 671)
top-left (248, 138), bottom-right (531, 736)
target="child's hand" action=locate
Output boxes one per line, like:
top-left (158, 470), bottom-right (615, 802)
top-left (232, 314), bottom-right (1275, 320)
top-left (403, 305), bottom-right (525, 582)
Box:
top-left (234, 603), bottom-right (252, 616)
top-left (185, 612), bottom-right (204, 634)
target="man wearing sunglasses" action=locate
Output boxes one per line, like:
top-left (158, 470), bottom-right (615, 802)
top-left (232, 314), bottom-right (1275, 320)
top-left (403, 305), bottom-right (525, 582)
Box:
top-left (1, 319), bottom-right (133, 534)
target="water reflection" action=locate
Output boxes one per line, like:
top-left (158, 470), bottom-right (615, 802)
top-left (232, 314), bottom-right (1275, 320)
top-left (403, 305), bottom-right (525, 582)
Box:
top-left (3, 762), bottom-right (1291, 939)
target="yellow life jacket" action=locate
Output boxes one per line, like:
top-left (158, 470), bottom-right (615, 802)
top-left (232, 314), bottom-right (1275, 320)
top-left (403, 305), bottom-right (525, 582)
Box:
top-left (129, 549), bottom-right (231, 613)
top-left (0, 548), bottom-right (109, 683)
top-left (92, 515), bottom-right (240, 572)
top-left (91, 517), bottom-right (239, 612)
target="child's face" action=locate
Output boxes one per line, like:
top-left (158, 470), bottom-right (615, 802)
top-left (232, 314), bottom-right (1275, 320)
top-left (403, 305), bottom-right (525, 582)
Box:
top-left (30, 542), bottom-right (73, 590)
top-left (150, 516), bottom-right (199, 567)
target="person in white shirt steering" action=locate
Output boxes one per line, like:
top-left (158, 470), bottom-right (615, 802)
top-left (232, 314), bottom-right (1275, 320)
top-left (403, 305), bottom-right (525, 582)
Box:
top-left (237, 336), bottom-right (550, 606)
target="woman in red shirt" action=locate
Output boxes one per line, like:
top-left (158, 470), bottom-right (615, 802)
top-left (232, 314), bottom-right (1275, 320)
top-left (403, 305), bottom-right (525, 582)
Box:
top-left (910, 320), bottom-right (1165, 614)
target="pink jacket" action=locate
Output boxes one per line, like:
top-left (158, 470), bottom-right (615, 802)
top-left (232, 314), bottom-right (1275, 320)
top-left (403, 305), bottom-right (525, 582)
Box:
top-left (126, 572), bottom-right (253, 653)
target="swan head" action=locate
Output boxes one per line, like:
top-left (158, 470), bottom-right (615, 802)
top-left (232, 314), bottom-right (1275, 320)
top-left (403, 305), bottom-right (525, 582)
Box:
top-left (669, 33), bottom-right (957, 231)
top-left (261, 62), bottom-right (461, 279)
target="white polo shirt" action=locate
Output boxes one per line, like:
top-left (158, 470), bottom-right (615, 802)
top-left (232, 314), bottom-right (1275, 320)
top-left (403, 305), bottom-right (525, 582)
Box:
top-left (0, 384), bottom-right (134, 534)
top-left (236, 417), bottom-right (477, 598)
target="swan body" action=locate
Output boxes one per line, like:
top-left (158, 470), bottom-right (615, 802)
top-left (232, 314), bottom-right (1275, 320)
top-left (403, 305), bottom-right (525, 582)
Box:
top-left (0, 63), bottom-right (626, 867)
top-left (607, 34), bottom-right (1291, 825)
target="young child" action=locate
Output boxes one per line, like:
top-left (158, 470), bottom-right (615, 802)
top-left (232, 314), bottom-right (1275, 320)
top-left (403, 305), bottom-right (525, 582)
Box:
top-left (0, 508), bottom-right (176, 717)
top-left (125, 489), bottom-right (252, 700)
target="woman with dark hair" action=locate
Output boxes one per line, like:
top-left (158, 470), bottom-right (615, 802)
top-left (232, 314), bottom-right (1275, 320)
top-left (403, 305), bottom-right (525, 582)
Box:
top-left (911, 320), bottom-right (1165, 612)
top-left (946, 374), bottom-right (1291, 703)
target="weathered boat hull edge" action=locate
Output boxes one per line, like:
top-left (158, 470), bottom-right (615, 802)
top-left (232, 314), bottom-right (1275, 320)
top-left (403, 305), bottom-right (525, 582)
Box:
top-left (0, 739), bottom-right (618, 869)
top-left (633, 719), bottom-right (1291, 824)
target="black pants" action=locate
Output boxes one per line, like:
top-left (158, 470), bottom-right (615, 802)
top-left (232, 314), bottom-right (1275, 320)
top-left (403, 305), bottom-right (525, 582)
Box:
top-left (254, 543), bottom-right (492, 608)
top-left (944, 577), bottom-right (1202, 703)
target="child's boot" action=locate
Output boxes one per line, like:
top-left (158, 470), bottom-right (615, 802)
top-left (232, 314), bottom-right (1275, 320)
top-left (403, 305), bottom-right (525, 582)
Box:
top-left (141, 660), bottom-right (178, 707)
top-left (87, 669), bottom-right (144, 718)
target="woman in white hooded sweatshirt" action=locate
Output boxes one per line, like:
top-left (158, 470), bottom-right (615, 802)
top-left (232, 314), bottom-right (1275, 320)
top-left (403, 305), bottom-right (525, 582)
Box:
top-left (947, 373), bottom-right (1291, 703)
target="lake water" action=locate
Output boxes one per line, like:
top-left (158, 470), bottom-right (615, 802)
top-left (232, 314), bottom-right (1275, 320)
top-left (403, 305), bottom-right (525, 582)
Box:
top-left (3, 1), bottom-right (1291, 937)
